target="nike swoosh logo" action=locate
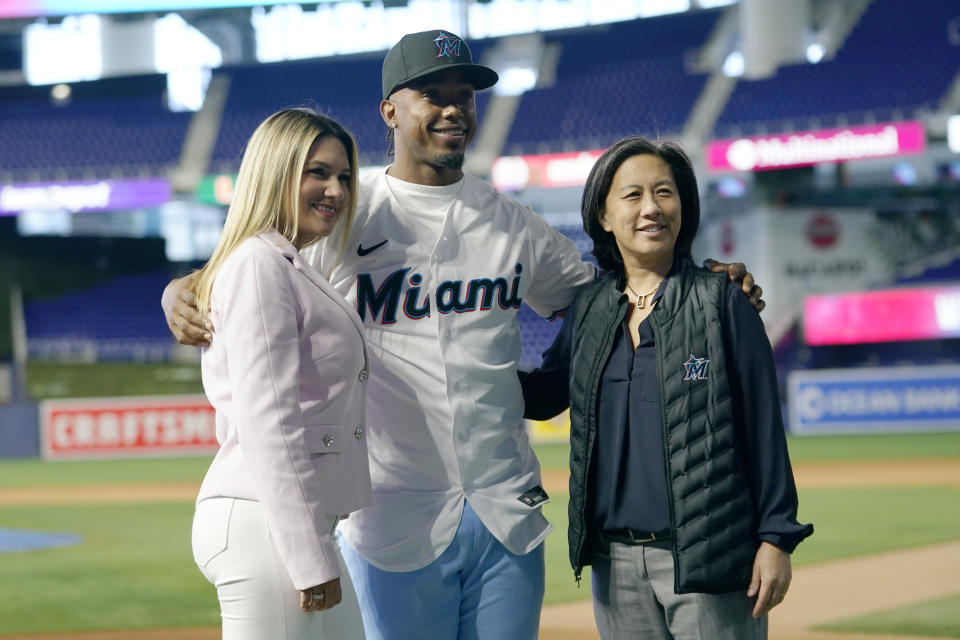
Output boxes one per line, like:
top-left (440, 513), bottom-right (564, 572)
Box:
top-left (357, 240), bottom-right (388, 256)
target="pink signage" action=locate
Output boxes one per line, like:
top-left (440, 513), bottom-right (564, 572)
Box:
top-left (707, 121), bottom-right (926, 172)
top-left (491, 149), bottom-right (604, 191)
top-left (804, 285), bottom-right (960, 346)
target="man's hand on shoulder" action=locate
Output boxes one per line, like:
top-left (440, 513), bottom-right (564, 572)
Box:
top-left (704, 258), bottom-right (765, 313)
top-left (161, 272), bottom-right (213, 347)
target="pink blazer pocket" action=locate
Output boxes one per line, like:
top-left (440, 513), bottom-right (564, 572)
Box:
top-left (303, 423), bottom-right (348, 456)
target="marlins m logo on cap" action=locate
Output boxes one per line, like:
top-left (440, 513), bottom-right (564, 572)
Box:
top-left (434, 32), bottom-right (463, 58)
top-left (381, 29), bottom-right (499, 99)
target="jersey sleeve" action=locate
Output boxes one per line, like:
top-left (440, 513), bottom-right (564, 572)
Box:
top-left (522, 209), bottom-right (596, 318)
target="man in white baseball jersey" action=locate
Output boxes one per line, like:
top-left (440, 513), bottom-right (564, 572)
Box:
top-left (163, 29), bottom-right (764, 640)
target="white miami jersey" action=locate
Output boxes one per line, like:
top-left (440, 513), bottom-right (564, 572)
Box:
top-left (304, 167), bottom-right (594, 571)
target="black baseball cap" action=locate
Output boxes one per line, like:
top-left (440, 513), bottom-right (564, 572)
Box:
top-left (382, 30), bottom-right (499, 100)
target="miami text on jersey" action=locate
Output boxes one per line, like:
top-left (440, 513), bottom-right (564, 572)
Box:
top-left (356, 263), bottom-right (524, 324)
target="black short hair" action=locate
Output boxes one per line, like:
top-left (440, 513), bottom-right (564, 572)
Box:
top-left (581, 136), bottom-right (700, 274)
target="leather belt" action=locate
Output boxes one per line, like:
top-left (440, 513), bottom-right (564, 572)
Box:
top-left (598, 527), bottom-right (671, 546)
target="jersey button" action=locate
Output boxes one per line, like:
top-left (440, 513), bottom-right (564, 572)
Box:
top-left (456, 432), bottom-right (467, 442)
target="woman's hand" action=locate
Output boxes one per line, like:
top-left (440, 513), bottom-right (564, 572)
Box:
top-left (161, 272), bottom-right (213, 346)
top-left (747, 541), bottom-right (791, 618)
top-left (300, 577), bottom-right (342, 612)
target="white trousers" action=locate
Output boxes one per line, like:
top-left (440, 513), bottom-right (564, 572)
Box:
top-left (192, 497), bottom-right (365, 640)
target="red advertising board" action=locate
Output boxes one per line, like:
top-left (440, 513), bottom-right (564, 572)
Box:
top-left (40, 395), bottom-right (218, 460)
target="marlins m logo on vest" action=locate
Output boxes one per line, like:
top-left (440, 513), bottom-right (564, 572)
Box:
top-left (683, 354), bottom-right (710, 381)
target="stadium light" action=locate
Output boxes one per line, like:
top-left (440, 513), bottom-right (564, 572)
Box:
top-left (722, 51), bottom-right (744, 77)
top-left (948, 114), bottom-right (960, 154)
top-left (494, 66), bottom-right (538, 96)
top-left (806, 42), bottom-right (825, 64)
top-left (50, 83), bottom-right (71, 103)
top-left (24, 14), bottom-right (103, 85)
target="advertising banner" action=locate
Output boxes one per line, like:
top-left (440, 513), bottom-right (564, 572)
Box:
top-left (491, 150), bottom-right (604, 191)
top-left (0, 178), bottom-right (170, 215)
top-left (39, 395), bottom-right (217, 460)
top-left (696, 207), bottom-right (894, 329)
top-left (787, 365), bottom-right (960, 435)
top-left (804, 285), bottom-right (960, 345)
top-left (706, 121), bottom-right (926, 172)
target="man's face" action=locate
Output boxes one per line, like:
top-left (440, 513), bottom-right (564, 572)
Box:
top-left (387, 69), bottom-right (478, 171)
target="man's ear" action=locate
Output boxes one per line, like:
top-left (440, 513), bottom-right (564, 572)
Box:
top-left (380, 99), bottom-right (396, 128)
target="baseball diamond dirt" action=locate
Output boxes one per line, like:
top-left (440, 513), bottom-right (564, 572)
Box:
top-left (0, 457), bottom-right (958, 640)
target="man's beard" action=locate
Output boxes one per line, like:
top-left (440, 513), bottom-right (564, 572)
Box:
top-left (433, 151), bottom-right (465, 170)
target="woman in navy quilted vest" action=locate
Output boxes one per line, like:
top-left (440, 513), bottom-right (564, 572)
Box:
top-left (520, 136), bottom-right (812, 640)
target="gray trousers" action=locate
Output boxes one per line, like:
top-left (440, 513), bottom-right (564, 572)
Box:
top-left (590, 540), bottom-right (766, 640)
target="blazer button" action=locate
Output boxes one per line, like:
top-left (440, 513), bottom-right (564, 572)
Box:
top-left (358, 368), bottom-right (369, 382)
top-left (323, 434), bottom-right (335, 448)
top-left (354, 426), bottom-right (364, 440)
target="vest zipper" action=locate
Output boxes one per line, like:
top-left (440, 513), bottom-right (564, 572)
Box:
top-left (573, 290), bottom-right (627, 584)
top-left (650, 312), bottom-right (680, 592)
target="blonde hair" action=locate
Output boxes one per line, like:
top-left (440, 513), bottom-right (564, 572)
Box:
top-left (191, 108), bottom-right (359, 317)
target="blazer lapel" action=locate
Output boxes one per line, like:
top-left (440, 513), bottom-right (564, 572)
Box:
top-left (255, 230), bottom-right (368, 349)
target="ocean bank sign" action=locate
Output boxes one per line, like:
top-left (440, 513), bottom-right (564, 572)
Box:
top-left (788, 365), bottom-right (960, 435)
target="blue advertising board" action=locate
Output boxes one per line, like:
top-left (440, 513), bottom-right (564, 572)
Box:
top-left (787, 365), bottom-right (960, 434)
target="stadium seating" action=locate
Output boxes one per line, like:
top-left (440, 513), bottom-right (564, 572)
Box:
top-left (210, 40), bottom-right (493, 171)
top-left (0, 74), bottom-right (190, 181)
top-left (24, 270), bottom-right (175, 361)
top-left (715, 0), bottom-right (960, 137)
top-left (504, 9), bottom-right (720, 155)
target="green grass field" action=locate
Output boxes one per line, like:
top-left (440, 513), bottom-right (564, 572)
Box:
top-left (817, 594), bottom-right (960, 638)
top-left (1, 434), bottom-right (958, 636)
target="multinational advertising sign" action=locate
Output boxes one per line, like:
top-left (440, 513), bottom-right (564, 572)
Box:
top-left (787, 365), bottom-right (960, 435)
top-left (39, 395), bottom-right (218, 460)
top-left (706, 121), bottom-right (926, 172)
top-left (0, 178), bottom-right (170, 215)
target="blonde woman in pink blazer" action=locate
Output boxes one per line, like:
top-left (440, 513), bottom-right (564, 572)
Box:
top-left (188, 108), bottom-right (372, 640)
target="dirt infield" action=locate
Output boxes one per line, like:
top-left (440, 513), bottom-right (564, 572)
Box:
top-left (1, 458), bottom-right (958, 640)
top-left (540, 457), bottom-right (960, 494)
top-left (3, 458), bottom-right (958, 506)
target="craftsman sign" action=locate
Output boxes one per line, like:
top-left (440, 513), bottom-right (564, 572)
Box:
top-left (40, 395), bottom-right (217, 460)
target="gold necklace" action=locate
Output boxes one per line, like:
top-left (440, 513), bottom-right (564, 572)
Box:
top-left (625, 280), bottom-right (661, 309)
